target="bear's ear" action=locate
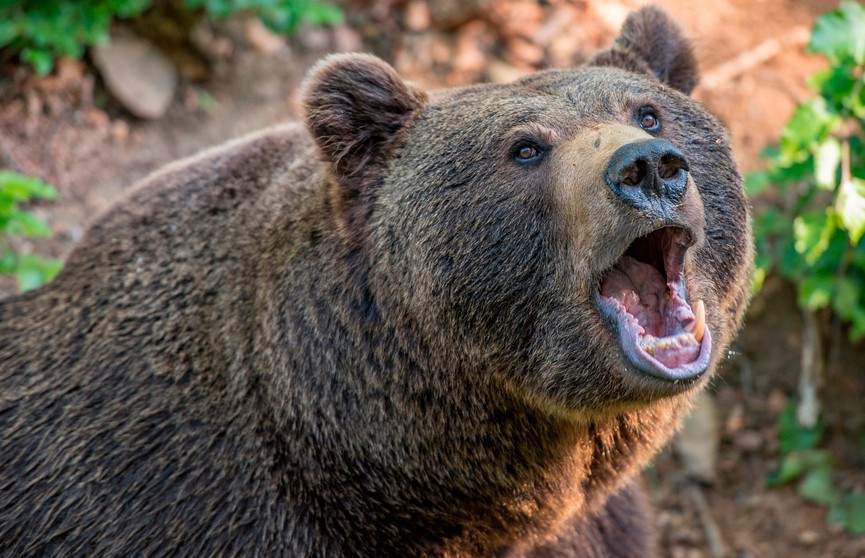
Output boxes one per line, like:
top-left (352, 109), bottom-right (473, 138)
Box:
top-left (589, 7), bottom-right (699, 95)
top-left (302, 54), bottom-right (426, 229)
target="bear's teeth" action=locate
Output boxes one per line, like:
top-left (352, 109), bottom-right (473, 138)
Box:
top-left (640, 332), bottom-right (698, 355)
top-left (683, 300), bottom-right (706, 342)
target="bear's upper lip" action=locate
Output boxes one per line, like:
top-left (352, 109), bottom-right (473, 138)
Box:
top-left (596, 225), bottom-right (711, 382)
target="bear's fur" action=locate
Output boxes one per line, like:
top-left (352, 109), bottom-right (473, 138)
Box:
top-left (0, 7), bottom-right (752, 557)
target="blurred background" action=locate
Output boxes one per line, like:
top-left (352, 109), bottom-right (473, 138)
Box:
top-left (1, 1), bottom-right (863, 556)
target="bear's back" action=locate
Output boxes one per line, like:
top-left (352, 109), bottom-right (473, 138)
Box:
top-left (0, 124), bottom-right (327, 556)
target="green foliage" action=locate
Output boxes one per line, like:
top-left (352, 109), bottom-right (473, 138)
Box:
top-left (0, 171), bottom-right (62, 291)
top-left (0, 1), bottom-right (152, 75)
top-left (768, 401), bottom-right (865, 534)
top-left (750, 0), bottom-right (865, 340)
top-left (186, 0), bottom-right (342, 35)
top-left (757, 7), bottom-right (865, 531)
top-left (0, 0), bottom-right (342, 75)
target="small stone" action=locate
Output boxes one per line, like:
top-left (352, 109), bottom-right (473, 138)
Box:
top-left (734, 430), bottom-right (763, 452)
top-left (92, 34), bottom-right (177, 120)
top-left (505, 37), bottom-right (545, 67)
top-left (191, 21), bottom-right (234, 59)
top-left (724, 402), bottom-right (745, 434)
top-left (428, 0), bottom-right (487, 28)
top-left (486, 61), bottom-right (533, 84)
top-left (299, 27), bottom-right (330, 52)
top-left (674, 390), bottom-right (719, 483)
top-left (111, 120), bottom-right (130, 143)
top-left (797, 529), bottom-right (820, 545)
top-left (405, 0), bottom-right (431, 32)
top-left (83, 107), bottom-right (109, 129)
top-left (454, 20), bottom-right (494, 74)
top-left (332, 25), bottom-right (362, 53)
top-left (768, 389), bottom-right (788, 414)
top-left (590, 1), bottom-right (631, 31)
top-left (245, 19), bottom-right (285, 55)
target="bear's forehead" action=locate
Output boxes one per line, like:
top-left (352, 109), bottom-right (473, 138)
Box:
top-left (424, 67), bottom-right (669, 132)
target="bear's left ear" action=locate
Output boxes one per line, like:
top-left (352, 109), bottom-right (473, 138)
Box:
top-left (302, 53), bottom-right (426, 229)
top-left (589, 7), bottom-right (699, 95)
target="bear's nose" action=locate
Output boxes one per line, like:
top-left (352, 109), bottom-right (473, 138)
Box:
top-left (604, 139), bottom-right (690, 212)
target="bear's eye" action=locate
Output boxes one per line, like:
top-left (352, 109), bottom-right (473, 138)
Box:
top-left (513, 143), bottom-right (544, 164)
top-left (638, 108), bottom-right (661, 132)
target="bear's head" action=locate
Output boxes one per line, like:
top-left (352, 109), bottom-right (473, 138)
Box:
top-left (302, 7), bottom-right (752, 417)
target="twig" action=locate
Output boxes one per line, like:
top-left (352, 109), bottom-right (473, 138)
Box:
top-left (699, 27), bottom-right (810, 91)
top-left (687, 482), bottom-right (726, 558)
top-left (797, 308), bottom-right (824, 428)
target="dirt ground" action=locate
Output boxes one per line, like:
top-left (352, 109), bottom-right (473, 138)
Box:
top-left (1, 0), bottom-right (864, 556)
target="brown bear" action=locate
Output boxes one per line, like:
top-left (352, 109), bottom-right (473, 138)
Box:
top-left (0, 7), bottom-right (752, 557)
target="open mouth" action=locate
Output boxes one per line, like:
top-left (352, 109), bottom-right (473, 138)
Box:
top-left (597, 226), bottom-right (711, 381)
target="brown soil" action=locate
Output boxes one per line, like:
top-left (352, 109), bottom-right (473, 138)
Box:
top-left (1, 1), bottom-right (863, 556)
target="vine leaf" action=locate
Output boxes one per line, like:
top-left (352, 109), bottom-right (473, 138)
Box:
top-left (809, 0), bottom-right (865, 65)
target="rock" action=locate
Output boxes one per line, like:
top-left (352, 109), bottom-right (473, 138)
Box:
top-left (110, 120), bottom-right (130, 144)
top-left (428, 0), bottom-right (488, 28)
top-left (674, 390), bottom-right (720, 483)
top-left (405, 0), bottom-right (431, 32)
top-left (797, 529), bottom-right (820, 545)
top-left (505, 37), bottom-right (545, 67)
top-left (454, 20), bottom-right (494, 74)
top-left (734, 430), bottom-right (764, 453)
top-left (92, 34), bottom-right (177, 120)
top-left (767, 389), bottom-right (788, 414)
top-left (486, 61), bottom-right (533, 84)
top-left (332, 25), bottom-right (362, 53)
top-left (245, 19), bottom-right (284, 55)
top-left (724, 401), bottom-right (745, 434)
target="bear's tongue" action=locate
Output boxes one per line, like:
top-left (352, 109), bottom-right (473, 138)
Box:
top-left (600, 254), bottom-right (705, 369)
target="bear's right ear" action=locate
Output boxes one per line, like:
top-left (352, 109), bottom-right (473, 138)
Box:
top-left (589, 7), bottom-right (699, 95)
top-left (302, 54), bottom-right (426, 228)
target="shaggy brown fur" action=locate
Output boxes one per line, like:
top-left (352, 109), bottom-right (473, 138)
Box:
top-left (0, 7), bottom-right (752, 557)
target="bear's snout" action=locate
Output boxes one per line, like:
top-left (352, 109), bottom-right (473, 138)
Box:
top-left (605, 139), bottom-right (690, 213)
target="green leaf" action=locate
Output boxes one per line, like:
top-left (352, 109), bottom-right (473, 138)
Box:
top-left (777, 400), bottom-right (824, 454)
top-left (793, 210), bottom-right (836, 265)
top-left (799, 272), bottom-right (835, 309)
top-left (779, 98), bottom-right (840, 165)
top-left (832, 276), bottom-right (861, 320)
top-left (0, 251), bottom-right (18, 274)
top-left (779, 238), bottom-right (806, 278)
top-left (839, 176), bottom-right (865, 244)
top-left (798, 462), bottom-right (838, 505)
top-left (814, 137), bottom-right (841, 190)
top-left (850, 306), bottom-right (865, 341)
top-left (809, 65), bottom-right (862, 115)
top-left (809, 0), bottom-right (865, 65)
top-left (0, 171), bottom-right (57, 201)
top-left (298, 2), bottom-right (343, 26)
top-left (767, 452), bottom-right (808, 486)
top-left (745, 170), bottom-right (773, 197)
top-left (6, 209), bottom-right (52, 237)
top-left (21, 46), bottom-right (54, 75)
top-left (14, 254), bottom-right (61, 292)
top-left (751, 261), bottom-right (768, 294)
top-left (829, 494), bottom-right (865, 534)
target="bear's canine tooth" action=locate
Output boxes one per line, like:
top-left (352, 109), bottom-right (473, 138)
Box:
top-left (692, 300), bottom-right (706, 342)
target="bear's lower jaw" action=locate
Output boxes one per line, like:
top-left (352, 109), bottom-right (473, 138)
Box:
top-left (597, 226), bottom-right (711, 382)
